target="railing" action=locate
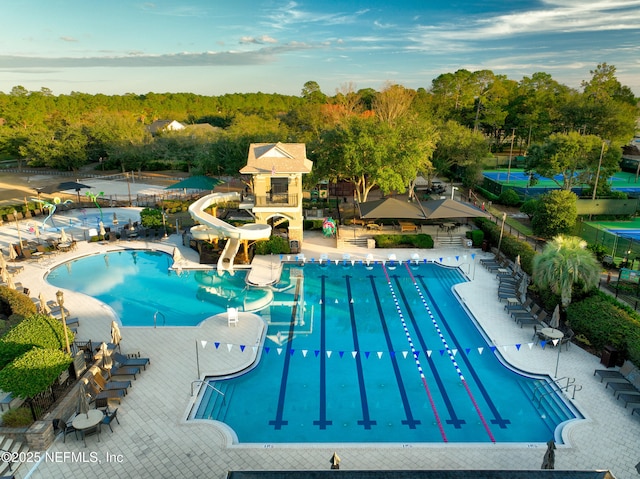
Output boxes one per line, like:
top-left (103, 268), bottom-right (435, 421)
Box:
top-left (153, 311), bottom-right (166, 328)
top-left (254, 193), bottom-right (299, 207)
top-left (533, 377), bottom-right (580, 405)
top-left (191, 380), bottom-right (225, 404)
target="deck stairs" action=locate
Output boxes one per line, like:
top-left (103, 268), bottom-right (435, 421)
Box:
top-left (0, 434), bottom-right (30, 477)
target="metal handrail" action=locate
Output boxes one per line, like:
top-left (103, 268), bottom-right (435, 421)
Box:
top-left (191, 380), bottom-right (225, 404)
top-left (532, 377), bottom-right (574, 402)
top-left (153, 311), bottom-right (166, 328)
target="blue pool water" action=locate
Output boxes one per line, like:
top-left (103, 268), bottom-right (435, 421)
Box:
top-left (46, 250), bottom-right (581, 443)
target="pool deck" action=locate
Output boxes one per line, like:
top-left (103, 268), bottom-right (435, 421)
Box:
top-left (1, 226), bottom-right (639, 477)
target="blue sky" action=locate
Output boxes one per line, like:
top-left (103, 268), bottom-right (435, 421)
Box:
top-left (1, 0), bottom-right (639, 97)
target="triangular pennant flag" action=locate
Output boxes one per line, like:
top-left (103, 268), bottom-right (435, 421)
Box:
top-left (277, 348), bottom-right (283, 355)
top-left (455, 256), bottom-right (459, 261)
top-left (471, 253), bottom-right (476, 259)
top-left (339, 351), bottom-right (345, 358)
top-left (477, 347), bottom-right (484, 355)
top-left (200, 340), bottom-right (208, 349)
top-left (465, 348), bottom-right (471, 355)
top-left (319, 299), bottom-right (323, 304)
top-left (490, 346), bottom-right (497, 353)
top-left (290, 349), bottom-right (295, 356)
top-left (335, 260), bottom-right (339, 265)
top-left (515, 344), bottom-right (521, 350)
top-left (335, 299), bottom-right (339, 303)
top-left (390, 351), bottom-right (396, 358)
top-left (264, 347), bottom-right (270, 354)
top-left (452, 349), bottom-right (458, 357)
top-left (315, 350), bottom-right (320, 357)
top-left (439, 257), bottom-right (443, 262)
top-left (552, 339), bottom-right (559, 346)
top-left (240, 345), bottom-right (246, 352)
top-left (414, 351), bottom-right (420, 358)
top-left (215, 342), bottom-right (220, 349)
top-left (427, 350), bottom-right (432, 357)
top-left (365, 351), bottom-right (370, 359)
top-left (502, 345), bottom-right (509, 352)
top-left (351, 351), bottom-right (357, 358)
top-left (528, 343), bottom-right (535, 349)
top-left (327, 351), bottom-right (332, 358)
top-left (252, 346), bottom-right (258, 354)
top-left (350, 298), bottom-right (354, 303)
top-left (402, 351), bottom-right (408, 358)
top-left (440, 350), bottom-right (445, 356)
top-left (377, 352), bottom-right (383, 359)
top-left (540, 341), bottom-right (547, 348)
top-left (302, 350), bottom-right (308, 357)
top-left (227, 344), bottom-right (233, 352)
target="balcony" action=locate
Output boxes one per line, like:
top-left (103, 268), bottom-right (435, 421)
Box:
top-left (254, 193), bottom-right (299, 208)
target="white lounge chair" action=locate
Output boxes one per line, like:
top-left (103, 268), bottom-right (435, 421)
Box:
top-left (227, 307), bottom-right (239, 327)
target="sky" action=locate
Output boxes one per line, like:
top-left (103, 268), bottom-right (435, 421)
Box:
top-left (1, 0), bottom-right (639, 97)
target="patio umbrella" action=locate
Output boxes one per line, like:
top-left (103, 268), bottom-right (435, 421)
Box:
top-left (100, 342), bottom-right (112, 370)
top-left (38, 292), bottom-right (51, 315)
top-left (330, 452), bottom-right (341, 469)
top-left (8, 243), bottom-right (17, 261)
top-left (0, 268), bottom-right (9, 285)
top-left (99, 221), bottom-right (106, 237)
top-left (550, 304), bottom-right (561, 329)
top-left (0, 252), bottom-right (6, 270)
top-left (77, 381), bottom-right (90, 417)
top-left (165, 175), bottom-right (225, 192)
top-left (515, 255), bottom-right (521, 274)
top-left (60, 228), bottom-right (68, 243)
top-left (541, 439), bottom-right (556, 469)
top-left (40, 181), bottom-right (93, 204)
top-left (112, 212), bottom-right (118, 225)
top-left (518, 273), bottom-right (529, 304)
top-left (172, 246), bottom-right (184, 264)
top-left (6, 275), bottom-right (16, 290)
top-left (110, 320), bottom-right (122, 347)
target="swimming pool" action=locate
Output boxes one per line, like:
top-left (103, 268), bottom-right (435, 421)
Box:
top-left (46, 250), bottom-right (270, 326)
top-left (46, 250), bottom-right (581, 443)
top-left (191, 260), bottom-right (581, 444)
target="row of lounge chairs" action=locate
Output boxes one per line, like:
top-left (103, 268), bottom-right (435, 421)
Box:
top-left (594, 360), bottom-right (640, 417)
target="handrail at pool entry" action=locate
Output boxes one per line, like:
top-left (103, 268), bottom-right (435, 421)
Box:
top-left (191, 380), bottom-right (225, 403)
top-left (153, 310), bottom-right (166, 328)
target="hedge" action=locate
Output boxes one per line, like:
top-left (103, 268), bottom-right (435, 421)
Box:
top-left (0, 314), bottom-right (75, 369)
top-left (567, 291), bottom-right (640, 364)
top-left (0, 286), bottom-right (37, 319)
top-left (0, 347), bottom-right (73, 398)
top-left (374, 234), bottom-right (434, 249)
top-left (254, 236), bottom-right (291, 255)
top-left (474, 218), bottom-right (535, 274)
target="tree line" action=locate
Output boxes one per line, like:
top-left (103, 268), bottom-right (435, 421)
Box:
top-left (0, 63), bottom-right (637, 202)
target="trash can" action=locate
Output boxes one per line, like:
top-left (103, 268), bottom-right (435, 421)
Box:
top-left (600, 345), bottom-right (618, 368)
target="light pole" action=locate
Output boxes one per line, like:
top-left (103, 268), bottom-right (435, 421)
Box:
top-left (507, 128), bottom-right (515, 183)
top-left (497, 212), bottom-right (507, 254)
top-left (56, 290), bottom-right (71, 355)
top-left (162, 209), bottom-right (168, 239)
top-left (592, 141), bottom-right (606, 200)
top-left (450, 186), bottom-right (458, 200)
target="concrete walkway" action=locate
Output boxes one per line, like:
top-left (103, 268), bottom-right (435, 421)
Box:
top-left (0, 224), bottom-right (638, 478)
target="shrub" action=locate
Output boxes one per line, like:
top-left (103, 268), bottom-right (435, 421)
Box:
top-left (566, 291), bottom-right (640, 364)
top-left (0, 347), bottom-right (73, 398)
top-left (465, 229), bottom-right (484, 247)
top-left (140, 208), bottom-right (162, 228)
top-left (254, 236), bottom-right (291, 255)
top-left (474, 218), bottom-right (535, 274)
top-left (0, 286), bottom-right (37, 319)
top-left (1, 407), bottom-right (34, 427)
top-left (0, 314), bottom-right (75, 369)
top-left (303, 219), bottom-right (325, 230)
top-left (497, 188), bottom-right (521, 206)
top-left (374, 234), bottom-right (434, 249)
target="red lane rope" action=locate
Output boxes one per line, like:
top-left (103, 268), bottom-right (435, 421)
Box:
top-left (381, 262), bottom-right (448, 442)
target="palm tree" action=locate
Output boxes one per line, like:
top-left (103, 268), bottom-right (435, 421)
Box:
top-left (532, 235), bottom-right (600, 308)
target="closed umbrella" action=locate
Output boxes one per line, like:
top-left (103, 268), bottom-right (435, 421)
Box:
top-left (100, 342), bottom-right (112, 370)
top-left (6, 275), bottom-right (16, 290)
top-left (518, 273), bottom-right (529, 304)
top-left (8, 243), bottom-right (17, 261)
top-left (34, 224), bottom-right (40, 244)
top-left (0, 252), bottom-right (6, 270)
top-left (77, 381), bottom-right (90, 417)
top-left (550, 304), bottom-right (561, 329)
top-left (541, 439), bottom-right (556, 469)
top-left (99, 221), bottom-right (106, 237)
top-left (38, 292), bottom-right (51, 315)
top-left (60, 228), bottom-right (68, 244)
top-left (515, 255), bottom-right (521, 274)
top-left (110, 320), bottom-right (122, 347)
top-left (0, 268), bottom-right (9, 285)
top-left (112, 213), bottom-right (118, 225)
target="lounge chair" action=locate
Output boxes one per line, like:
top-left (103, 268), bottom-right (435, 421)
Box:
top-left (511, 304), bottom-right (541, 321)
top-left (91, 373), bottom-right (130, 395)
top-left (113, 352), bottom-right (149, 370)
top-left (517, 310), bottom-right (547, 329)
top-left (505, 298), bottom-right (532, 313)
top-left (88, 382), bottom-right (125, 403)
top-left (594, 360), bottom-right (638, 383)
top-left (605, 370), bottom-right (640, 397)
top-left (103, 364), bottom-right (140, 380)
top-left (617, 392), bottom-right (640, 409)
top-left (227, 307), bottom-right (239, 327)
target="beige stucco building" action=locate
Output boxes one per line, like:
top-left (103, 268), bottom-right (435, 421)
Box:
top-left (240, 142), bottom-right (312, 247)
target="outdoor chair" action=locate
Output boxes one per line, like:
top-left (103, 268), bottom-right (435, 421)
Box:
top-left (105, 364), bottom-right (140, 380)
top-left (101, 408), bottom-right (120, 432)
top-left (56, 418), bottom-right (78, 443)
top-left (113, 352), bottom-right (149, 370)
top-left (227, 307), bottom-right (239, 327)
top-left (93, 371), bottom-right (131, 394)
top-left (594, 360), bottom-right (638, 383)
top-left (505, 298), bottom-right (532, 313)
top-left (88, 382), bottom-right (125, 403)
top-left (517, 310), bottom-right (547, 329)
top-left (560, 329), bottom-right (575, 351)
top-left (606, 372), bottom-right (640, 398)
top-left (511, 304), bottom-right (541, 321)
top-left (80, 424), bottom-right (101, 447)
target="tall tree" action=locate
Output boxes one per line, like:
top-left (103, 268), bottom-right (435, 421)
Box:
top-left (372, 83), bottom-right (416, 125)
top-left (531, 190), bottom-right (578, 238)
top-left (533, 235), bottom-right (600, 308)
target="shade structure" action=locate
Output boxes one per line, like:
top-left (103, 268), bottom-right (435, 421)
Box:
top-left (420, 198), bottom-right (491, 219)
top-left (166, 175), bottom-right (225, 191)
top-left (111, 320), bottom-right (122, 346)
top-left (550, 304), bottom-right (561, 329)
top-left (77, 381), bottom-right (90, 417)
top-left (358, 197), bottom-right (427, 220)
top-left (40, 181), bottom-right (93, 195)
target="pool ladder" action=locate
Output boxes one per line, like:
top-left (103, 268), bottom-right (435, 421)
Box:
top-left (153, 311), bottom-right (166, 328)
top-left (191, 380), bottom-right (225, 404)
top-left (533, 377), bottom-right (582, 405)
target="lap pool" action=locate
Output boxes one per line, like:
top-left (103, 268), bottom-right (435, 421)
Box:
top-left (46, 250), bottom-right (582, 444)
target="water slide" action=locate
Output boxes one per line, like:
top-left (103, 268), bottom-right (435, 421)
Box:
top-left (188, 192), bottom-right (271, 274)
